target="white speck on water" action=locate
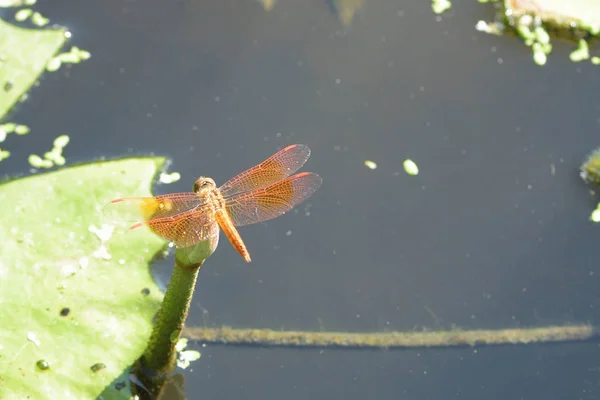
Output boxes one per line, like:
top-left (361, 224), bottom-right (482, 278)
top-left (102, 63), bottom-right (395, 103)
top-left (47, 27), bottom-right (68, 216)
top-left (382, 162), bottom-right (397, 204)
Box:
top-left (335, 78), bottom-right (341, 84)
top-left (159, 172), bottom-right (181, 184)
top-left (286, 230), bottom-right (292, 236)
top-left (476, 20), bottom-right (489, 32)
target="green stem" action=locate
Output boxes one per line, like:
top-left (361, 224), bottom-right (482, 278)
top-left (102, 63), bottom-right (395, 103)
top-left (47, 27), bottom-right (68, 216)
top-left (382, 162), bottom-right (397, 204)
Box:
top-left (139, 257), bottom-right (202, 375)
top-left (138, 231), bottom-right (218, 378)
top-left (133, 223), bottom-right (217, 397)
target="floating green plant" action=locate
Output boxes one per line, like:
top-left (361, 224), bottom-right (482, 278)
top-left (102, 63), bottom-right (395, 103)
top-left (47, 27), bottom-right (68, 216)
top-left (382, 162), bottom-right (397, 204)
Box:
top-left (403, 159), bottom-right (419, 176)
top-left (175, 338), bottom-right (202, 370)
top-left (0, 0), bottom-right (37, 7)
top-left (0, 122), bottom-right (30, 163)
top-left (579, 148), bottom-right (600, 224)
top-left (0, 122), bottom-right (29, 136)
top-left (364, 160), bottom-right (377, 170)
top-left (46, 46), bottom-right (91, 72)
top-left (476, 0), bottom-right (600, 66)
top-left (14, 8), bottom-right (32, 21)
top-left (28, 134), bottom-right (70, 168)
top-left (580, 146), bottom-right (600, 185)
top-left (432, 0), bottom-right (452, 14)
top-left (570, 38), bottom-right (590, 62)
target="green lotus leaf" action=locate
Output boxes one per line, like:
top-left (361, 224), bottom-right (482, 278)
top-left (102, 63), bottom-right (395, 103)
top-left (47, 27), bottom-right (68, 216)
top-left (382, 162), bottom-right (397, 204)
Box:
top-left (0, 158), bottom-right (168, 399)
top-left (0, 19), bottom-right (67, 120)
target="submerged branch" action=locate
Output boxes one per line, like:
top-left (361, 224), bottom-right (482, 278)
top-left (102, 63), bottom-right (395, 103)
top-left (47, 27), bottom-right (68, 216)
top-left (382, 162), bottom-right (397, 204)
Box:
top-left (183, 324), bottom-right (596, 349)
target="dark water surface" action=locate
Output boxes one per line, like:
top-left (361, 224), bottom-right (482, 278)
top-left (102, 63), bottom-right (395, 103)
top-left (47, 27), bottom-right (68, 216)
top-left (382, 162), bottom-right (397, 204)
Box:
top-left (4, 0), bottom-right (600, 398)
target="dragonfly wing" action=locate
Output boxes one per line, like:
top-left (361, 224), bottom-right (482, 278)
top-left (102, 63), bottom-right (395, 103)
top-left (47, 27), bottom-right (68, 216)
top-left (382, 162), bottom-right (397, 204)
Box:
top-left (103, 193), bottom-right (204, 223)
top-left (142, 209), bottom-right (219, 248)
top-left (224, 172), bottom-right (322, 227)
top-left (219, 144), bottom-right (312, 198)
top-left (103, 193), bottom-right (218, 247)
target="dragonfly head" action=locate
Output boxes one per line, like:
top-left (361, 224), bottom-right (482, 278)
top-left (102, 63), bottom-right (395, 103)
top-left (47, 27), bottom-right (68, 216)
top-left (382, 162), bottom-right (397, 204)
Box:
top-left (193, 177), bottom-right (217, 194)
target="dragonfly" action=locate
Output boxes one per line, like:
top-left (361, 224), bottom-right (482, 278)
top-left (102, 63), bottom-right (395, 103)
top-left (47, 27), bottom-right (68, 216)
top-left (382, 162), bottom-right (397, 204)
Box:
top-left (103, 144), bottom-right (322, 262)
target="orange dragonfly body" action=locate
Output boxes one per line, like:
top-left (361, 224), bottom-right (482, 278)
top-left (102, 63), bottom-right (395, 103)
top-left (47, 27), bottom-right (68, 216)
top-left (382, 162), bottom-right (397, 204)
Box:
top-left (104, 144), bottom-right (322, 262)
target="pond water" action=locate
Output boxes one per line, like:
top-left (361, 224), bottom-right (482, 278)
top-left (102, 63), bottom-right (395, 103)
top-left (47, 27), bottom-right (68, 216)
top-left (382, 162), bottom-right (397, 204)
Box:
top-left (4, 0), bottom-right (600, 398)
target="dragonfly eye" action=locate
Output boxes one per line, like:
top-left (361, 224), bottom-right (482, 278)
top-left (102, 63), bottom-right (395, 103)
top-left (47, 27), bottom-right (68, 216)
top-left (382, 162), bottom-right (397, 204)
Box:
top-left (193, 178), bottom-right (213, 193)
